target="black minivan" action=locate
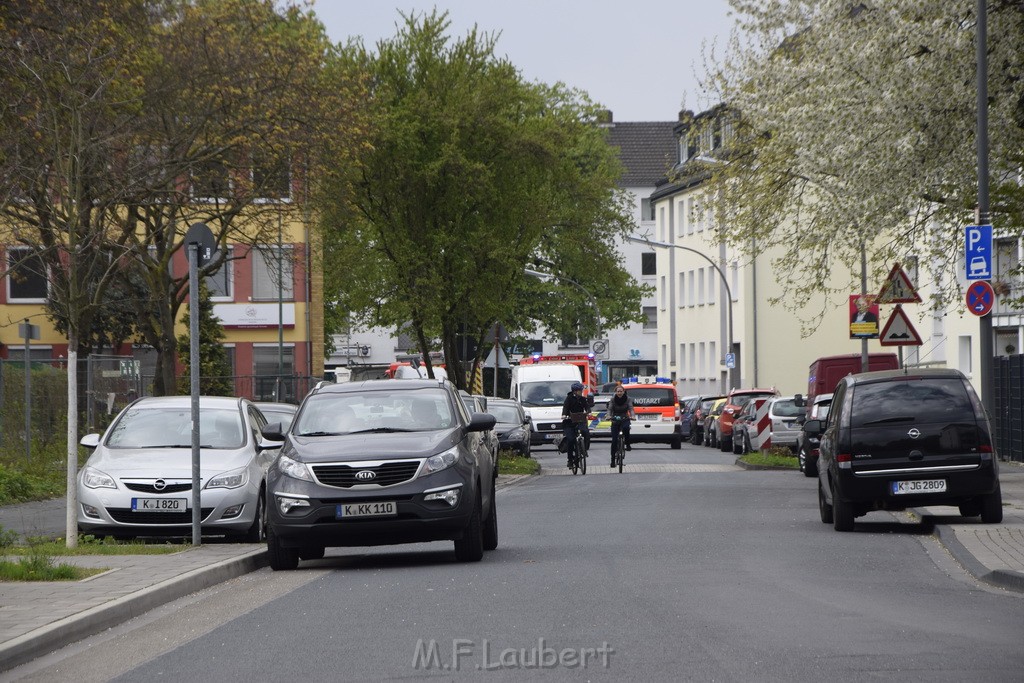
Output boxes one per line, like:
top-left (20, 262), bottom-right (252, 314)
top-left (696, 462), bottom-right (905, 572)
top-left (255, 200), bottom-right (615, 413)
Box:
top-left (805, 368), bottom-right (1002, 532)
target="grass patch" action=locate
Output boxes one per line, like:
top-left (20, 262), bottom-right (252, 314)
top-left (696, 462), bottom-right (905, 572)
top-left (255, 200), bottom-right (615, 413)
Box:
top-left (739, 449), bottom-right (799, 469)
top-left (9, 534), bottom-right (187, 556)
top-left (0, 456), bottom-right (69, 505)
top-left (498, 450), bottom-right (540, 475)
top-left (0, 552), bottom-right (105, 581)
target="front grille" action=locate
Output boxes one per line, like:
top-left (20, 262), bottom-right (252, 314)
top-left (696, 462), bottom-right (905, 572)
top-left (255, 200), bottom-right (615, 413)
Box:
top-left (312, 461), bottom-right (421, 488)
top-left (108, 508), bottom-right (214, 524)
top-left (123, 482), bottom-right (192, 494)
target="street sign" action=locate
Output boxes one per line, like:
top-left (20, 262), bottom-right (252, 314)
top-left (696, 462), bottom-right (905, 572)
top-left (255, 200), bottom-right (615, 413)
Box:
top-left (184, 222), bottom-right (217, 266)
top-left (965, 224), bottom-right (992, 281)
top-left (18, 322), bottom-right (39, 340)
top-left (879, 305), bottom-right (923, 346)
top-left (724, 352), bottom-right (736, 369)
top-left (966, 280), bottom-right (995, 316)
top-left (877, 263), bottom-right (921, 304)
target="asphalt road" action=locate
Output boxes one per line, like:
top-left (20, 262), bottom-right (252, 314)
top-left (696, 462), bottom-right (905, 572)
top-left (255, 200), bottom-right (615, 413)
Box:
top-left (11, 442), bottom-right (1024, 682)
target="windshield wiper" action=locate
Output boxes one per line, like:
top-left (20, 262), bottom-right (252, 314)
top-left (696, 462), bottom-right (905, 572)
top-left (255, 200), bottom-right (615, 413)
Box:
top-left (348, 427), bottom-right (415, 434)
top-left (297, 431), bottom-right (345, 437)
top-left (862, 416), bottom-right (915, 425)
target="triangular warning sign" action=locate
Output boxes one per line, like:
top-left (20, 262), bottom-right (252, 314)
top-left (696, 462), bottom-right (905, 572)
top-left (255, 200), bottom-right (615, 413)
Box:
top-left (879, 304), bottom-right (922, 346)
top-left (877, 263), bottom-right (922, 304)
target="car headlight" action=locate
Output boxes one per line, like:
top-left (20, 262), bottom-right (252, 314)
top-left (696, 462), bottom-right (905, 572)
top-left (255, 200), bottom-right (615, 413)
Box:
top-left (423, 448), bottom-right (459, 474)
top-left (504, 427), bottom-right (526, 440)
top-left (205, 466), bottom-right (249, 489)
top-left (277, 453), bottom-right (313, 481)
top-left (82, 467), bottom-right (116, 489)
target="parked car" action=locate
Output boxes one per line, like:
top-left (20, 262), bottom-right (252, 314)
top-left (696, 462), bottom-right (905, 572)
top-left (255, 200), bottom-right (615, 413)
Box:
top-left (796, 393), bottom-right (833, 477)
top-left (808, 368), bottom-right (1002, 532)
top-left (487, 397), bottom-right (532, 457)
top-left (731, 400), bottom-right (760, 454)
top-left (78, 396), bottom-right (283, 541)
top-left (703, 397), bottom-right (728, 448)
top-left (718, 388), bottom-right (780, 452)
top-left (589, 394), bottom-right (612, 440)
top-left (689, 395), bottom-right (726, 446)
top-left (767, 396), bottom-right (804, 452)
top-left (621, 381), bottom-right (683, 449)
top-left (255, 402), bottom-right (298, 432)
top-left (679, 395), bottom-right (700, 442)
top-left (263, 378), bottom-right (498, 569)
top-left (459, 391), bottom-right (499, 467)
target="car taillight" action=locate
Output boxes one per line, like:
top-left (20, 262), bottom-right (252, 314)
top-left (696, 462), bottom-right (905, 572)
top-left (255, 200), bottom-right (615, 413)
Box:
top-left (979, 444), bottom-right (993, 453)
top-left (837, 453), bottom-right (852, 470)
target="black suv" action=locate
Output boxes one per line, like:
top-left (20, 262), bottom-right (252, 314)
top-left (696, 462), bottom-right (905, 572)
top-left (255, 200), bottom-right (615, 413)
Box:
top-left (263, 379), bottom-right (498, 569)
top-left (805, 368), bottom-right (1002, 532)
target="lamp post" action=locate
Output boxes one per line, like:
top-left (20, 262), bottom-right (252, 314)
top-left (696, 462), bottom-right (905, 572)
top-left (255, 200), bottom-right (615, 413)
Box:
top-left (627, 234), bottom-right (735, 392)
top-left (524, 268), bottom-right (602, 343)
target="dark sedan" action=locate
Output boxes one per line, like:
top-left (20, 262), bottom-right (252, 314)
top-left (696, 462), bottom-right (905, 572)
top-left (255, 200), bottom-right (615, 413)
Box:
top-left (487, 397), bottom-right (532, 457)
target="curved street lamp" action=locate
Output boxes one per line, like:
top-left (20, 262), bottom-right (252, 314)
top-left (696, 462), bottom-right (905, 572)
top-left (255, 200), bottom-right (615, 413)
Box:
top-left (626, 234), bottom-right (735, 391)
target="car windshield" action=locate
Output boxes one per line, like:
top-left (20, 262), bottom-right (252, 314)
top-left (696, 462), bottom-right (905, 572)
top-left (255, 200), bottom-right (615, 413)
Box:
top-left (771, 399), bottom-right (803, 418)
top-left (520, 381), bottom-right (576, 407)
top-left (489, 405), bottom-right (522, 423)
top-left (850, 378), bottom-right (974, 427)
top-left (106, 406), bottom-right (244, 449)
top-left (294, 388), bottom-right (454, 435)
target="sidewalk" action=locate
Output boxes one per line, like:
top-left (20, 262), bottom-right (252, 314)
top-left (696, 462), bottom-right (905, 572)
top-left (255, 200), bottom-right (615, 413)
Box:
top-left (1, 468), bottom-right (1023, 674)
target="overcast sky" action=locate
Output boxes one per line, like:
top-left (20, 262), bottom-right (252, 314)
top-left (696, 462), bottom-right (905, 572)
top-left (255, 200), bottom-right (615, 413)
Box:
top-left (313, 0), bottom-right (737, 122)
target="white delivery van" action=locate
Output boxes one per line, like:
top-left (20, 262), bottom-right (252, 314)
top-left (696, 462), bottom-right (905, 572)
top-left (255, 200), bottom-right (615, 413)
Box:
top-left (394, 365), bottom-right (449, 381)
top-left (511, 363), bottom-right (585, 445)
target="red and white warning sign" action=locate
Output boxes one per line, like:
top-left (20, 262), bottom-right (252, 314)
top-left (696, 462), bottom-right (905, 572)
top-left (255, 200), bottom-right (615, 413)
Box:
top-left (879, 304), bottom-right (923, 346)
top-left (877, 263), bottom-right (922, 304)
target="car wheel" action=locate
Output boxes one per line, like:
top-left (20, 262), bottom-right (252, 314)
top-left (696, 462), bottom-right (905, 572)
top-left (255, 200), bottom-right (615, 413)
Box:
top-left (732, 434), bottom-right (741, 455)
top-left (832, 480), bottom-right (854, 532)
top-left (482, 480), bottom-right (498, 551)
top-left (720, 435), bottom-right (731, 452)
top-left (671, 435), bottom-right (682, 450)
top-left (297, 546), bottom-right (325, 560)
top-left (267, 524), bottom-right (299, 570)
top-left (454, 492), bottom-right (484, 562)
top-left (818, 479), bottom-right (833, 524)
top-left (242, 490), bottom-right (266, 543)
top-left (980, 483), bottom-right (1003, 524)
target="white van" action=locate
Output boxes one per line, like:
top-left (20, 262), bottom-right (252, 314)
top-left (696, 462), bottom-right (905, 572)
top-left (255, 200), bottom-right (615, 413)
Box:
top-left (511, 363), bottom-right (584, 445)
top-left (395, 365), bottom-right (449, 381)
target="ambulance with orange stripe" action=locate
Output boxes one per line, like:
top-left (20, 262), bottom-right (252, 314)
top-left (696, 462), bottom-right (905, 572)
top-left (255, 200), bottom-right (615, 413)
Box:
top-left (619, 377), bottom-right (683, 450)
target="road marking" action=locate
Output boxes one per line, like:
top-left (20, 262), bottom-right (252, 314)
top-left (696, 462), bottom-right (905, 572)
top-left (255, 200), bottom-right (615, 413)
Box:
top-left (545, 463), bottom-right (742, 475)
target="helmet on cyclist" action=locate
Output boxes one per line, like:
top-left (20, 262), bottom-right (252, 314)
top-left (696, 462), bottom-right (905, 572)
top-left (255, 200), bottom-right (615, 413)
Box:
top-left (570, 382), bottom-right (585, 391)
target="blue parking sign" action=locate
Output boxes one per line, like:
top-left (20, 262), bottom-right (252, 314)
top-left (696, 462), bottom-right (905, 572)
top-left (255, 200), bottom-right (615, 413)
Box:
top-left (965, 224), bottom-right (992, 281)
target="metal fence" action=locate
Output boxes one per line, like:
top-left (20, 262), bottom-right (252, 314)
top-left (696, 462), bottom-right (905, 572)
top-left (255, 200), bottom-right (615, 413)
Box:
top-left (993, 355), bottom-right (1024, 462)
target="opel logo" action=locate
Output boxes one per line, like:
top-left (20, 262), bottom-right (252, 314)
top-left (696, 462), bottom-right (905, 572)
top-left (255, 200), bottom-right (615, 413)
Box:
top-left (153, 479), bottom-right (167, 491)
top-left (354, 470), bottom-right (377, 481)
top-left (907, 428), bottom-right (921, 439)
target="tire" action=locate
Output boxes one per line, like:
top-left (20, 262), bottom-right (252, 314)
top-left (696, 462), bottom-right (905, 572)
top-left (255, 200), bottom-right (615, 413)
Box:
top-left (579, 442), bottom-right (587, 475)
top-left (242, 490), bottom-right (266, 543)
top-left (818, 479), bottom-right (833, 524)
top-left (297, 546), bottom-right (325, 560)
top-left (720, 435), bottom-right (731, 452)
top-left (570, 450), bottom-right (579, 475)
top-left (454, 493), bottom-right (484, 562)
top-left (483, 480), bottom-right (498, 551)
top-left (267, 524), bottom-right (299, 570)
top-left (804, 456), bottom-right (818, 478)
top-left (671, 435), bottom-right (682, 450)
top-left (980, 483), bottom-right (1003, 523)
top-left (832, 480), bottom-right (854, 532)
top-left (690, 429), bottom-right (701, 446)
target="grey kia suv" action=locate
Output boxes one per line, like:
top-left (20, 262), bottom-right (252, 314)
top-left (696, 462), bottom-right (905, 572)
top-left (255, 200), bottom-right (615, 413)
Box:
top-left (263, 378), bottom-right (498, 569)
top-left (805, 368), bottom-right (1002, 532)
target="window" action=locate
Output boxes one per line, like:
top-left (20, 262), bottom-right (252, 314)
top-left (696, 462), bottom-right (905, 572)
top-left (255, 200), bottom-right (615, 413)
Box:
top-left (206, 246), bottom-right (233, 300)
top-left (709, 342), bottom-right (716, 373)
top-left (959, 335), bottom-right (973, 375)
top-left (678, 272), bottom-right (685, 308)
top-left (678, 135), bottom-right (688, 164)
top-left (688, 271), bottom-right (695, 306)
top-left (689, 344), bottom-right (695, 378)
top-left (698, 267), bottom-right (705, 304)
top-left (660, 276), bottom-right (666, 310)
top-left (251, 245), bottom-right (294, 301)
top-left (679, 343), bottom-right (686, 375)
top-left (640, 198), bottom-right (654, 222)
top-left (6, 346), bottom-right (52, 363)
top-left (642, 306), bottom-right (657, 330)
top-left (252, 151), bottom-right (291, 201)
top-left (190, 157), bottom-right (230, 200)
top-left (707, 269), bottom-right (716, 305)
top-left (685, 198), bottom-right (694, 235)
top-left (254, 345), bottom-right (295, 401)
top-left (699, 342), bottom-right (706, 377)
top-left (6, 248), bottom-right (48, 301)
top-left (658, 206), bottom-right (666, 242)
top-left (641, 252), bottom-right (656, 276)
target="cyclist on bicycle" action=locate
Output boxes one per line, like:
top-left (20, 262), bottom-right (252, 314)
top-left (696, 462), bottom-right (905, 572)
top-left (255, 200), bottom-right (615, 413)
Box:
top-left (608, 383), bottom-right (636, 466)
top-left (560, 381), bottom-right (593, 468)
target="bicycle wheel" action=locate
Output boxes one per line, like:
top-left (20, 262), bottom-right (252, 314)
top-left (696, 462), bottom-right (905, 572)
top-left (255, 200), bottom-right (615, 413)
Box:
top-left (578, 436), bottom-right (587, 475)
top-left (569, 445), bottom-right (579, 475)
top-left (616, 436), bottom-right (624, 473)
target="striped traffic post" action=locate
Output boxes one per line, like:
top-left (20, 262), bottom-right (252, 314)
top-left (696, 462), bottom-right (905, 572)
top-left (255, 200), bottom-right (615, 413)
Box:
top-left (751, 398), bottom-right (772, 452)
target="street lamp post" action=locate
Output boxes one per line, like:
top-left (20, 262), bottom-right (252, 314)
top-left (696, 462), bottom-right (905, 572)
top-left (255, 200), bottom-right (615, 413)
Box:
top-left (524, 268), bottom-right (602, 343)
top-left (627, 234), bottom-right (735, 392)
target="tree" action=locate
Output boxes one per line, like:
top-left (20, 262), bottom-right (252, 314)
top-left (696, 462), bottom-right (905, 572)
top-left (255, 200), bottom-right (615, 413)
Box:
top-left (699, 0), bottom-right (1024, 317)
top-left (176, 281), bottom-right (234, 396)
top-left (319, 11), bottom-right (644, 388)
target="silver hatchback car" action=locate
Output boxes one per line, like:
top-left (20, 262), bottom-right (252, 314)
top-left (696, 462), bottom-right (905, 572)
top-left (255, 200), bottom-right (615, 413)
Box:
top-left (768, 396), bottom-right (804, 452)
top-left (77, 396), bottom-right (283, 541)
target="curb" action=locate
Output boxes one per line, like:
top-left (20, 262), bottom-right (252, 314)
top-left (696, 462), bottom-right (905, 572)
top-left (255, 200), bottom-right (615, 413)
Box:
top-left (926, 518), bottom-right (1024, 594)
top-left (0, 547), bottom-right (267, 673)
top-left (733, 457), bottom-right (797, 472)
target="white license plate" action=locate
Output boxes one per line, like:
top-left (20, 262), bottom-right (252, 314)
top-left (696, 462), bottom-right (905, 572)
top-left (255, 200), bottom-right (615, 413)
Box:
top-left (132, 497), bottom-right (187, 512)
top-left (336, 501), bottom-right (397, 519)
top-left (638, 414), bottom-right (659, 421)
top-left (544, 433), bottom-right (556, 440)
top-left (891, 479), bottom-right (947, 495)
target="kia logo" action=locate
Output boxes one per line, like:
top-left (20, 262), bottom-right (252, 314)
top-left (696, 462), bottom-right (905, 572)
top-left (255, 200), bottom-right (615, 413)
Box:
top-left (907, 428), bottom-right (921, 439)
top-left (354, 470), bottom-right (377, 481)
top-left (153, 479), bottom-right (167, 491)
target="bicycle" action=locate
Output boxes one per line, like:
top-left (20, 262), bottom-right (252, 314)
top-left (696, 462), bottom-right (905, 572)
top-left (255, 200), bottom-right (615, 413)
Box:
top-left (566, 412), bottom-right (588, 475)
top-left (610, 415), bottom-right (628, 473)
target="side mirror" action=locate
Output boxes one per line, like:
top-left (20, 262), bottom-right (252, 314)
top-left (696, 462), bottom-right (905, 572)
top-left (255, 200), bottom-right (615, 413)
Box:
top-left (262, 422), bottom-right (286, 441)
top-left (80, 433), bottom-right (101, 449)
top-left (466, 412), bottom-right (497, 433)
top-left (803, 419), bottom-right (822, 435)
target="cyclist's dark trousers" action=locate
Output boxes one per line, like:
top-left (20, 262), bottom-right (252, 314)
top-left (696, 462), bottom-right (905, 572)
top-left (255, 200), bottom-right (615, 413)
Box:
top-left (610, 419), bottom-right (630, 454)
top-left (562, 422), bottom-right (591, 453)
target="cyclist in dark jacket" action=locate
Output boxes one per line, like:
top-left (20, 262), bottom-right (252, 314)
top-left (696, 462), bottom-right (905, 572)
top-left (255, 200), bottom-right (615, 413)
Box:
top-left (608, 384), bottom-right (635, 466)
top-left (560, 382), bottom-right (593, 467)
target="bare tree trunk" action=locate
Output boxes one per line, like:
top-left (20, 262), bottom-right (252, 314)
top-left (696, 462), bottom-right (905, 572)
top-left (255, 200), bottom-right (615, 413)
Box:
top-left (65, 337), bottom-right (78, 548)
